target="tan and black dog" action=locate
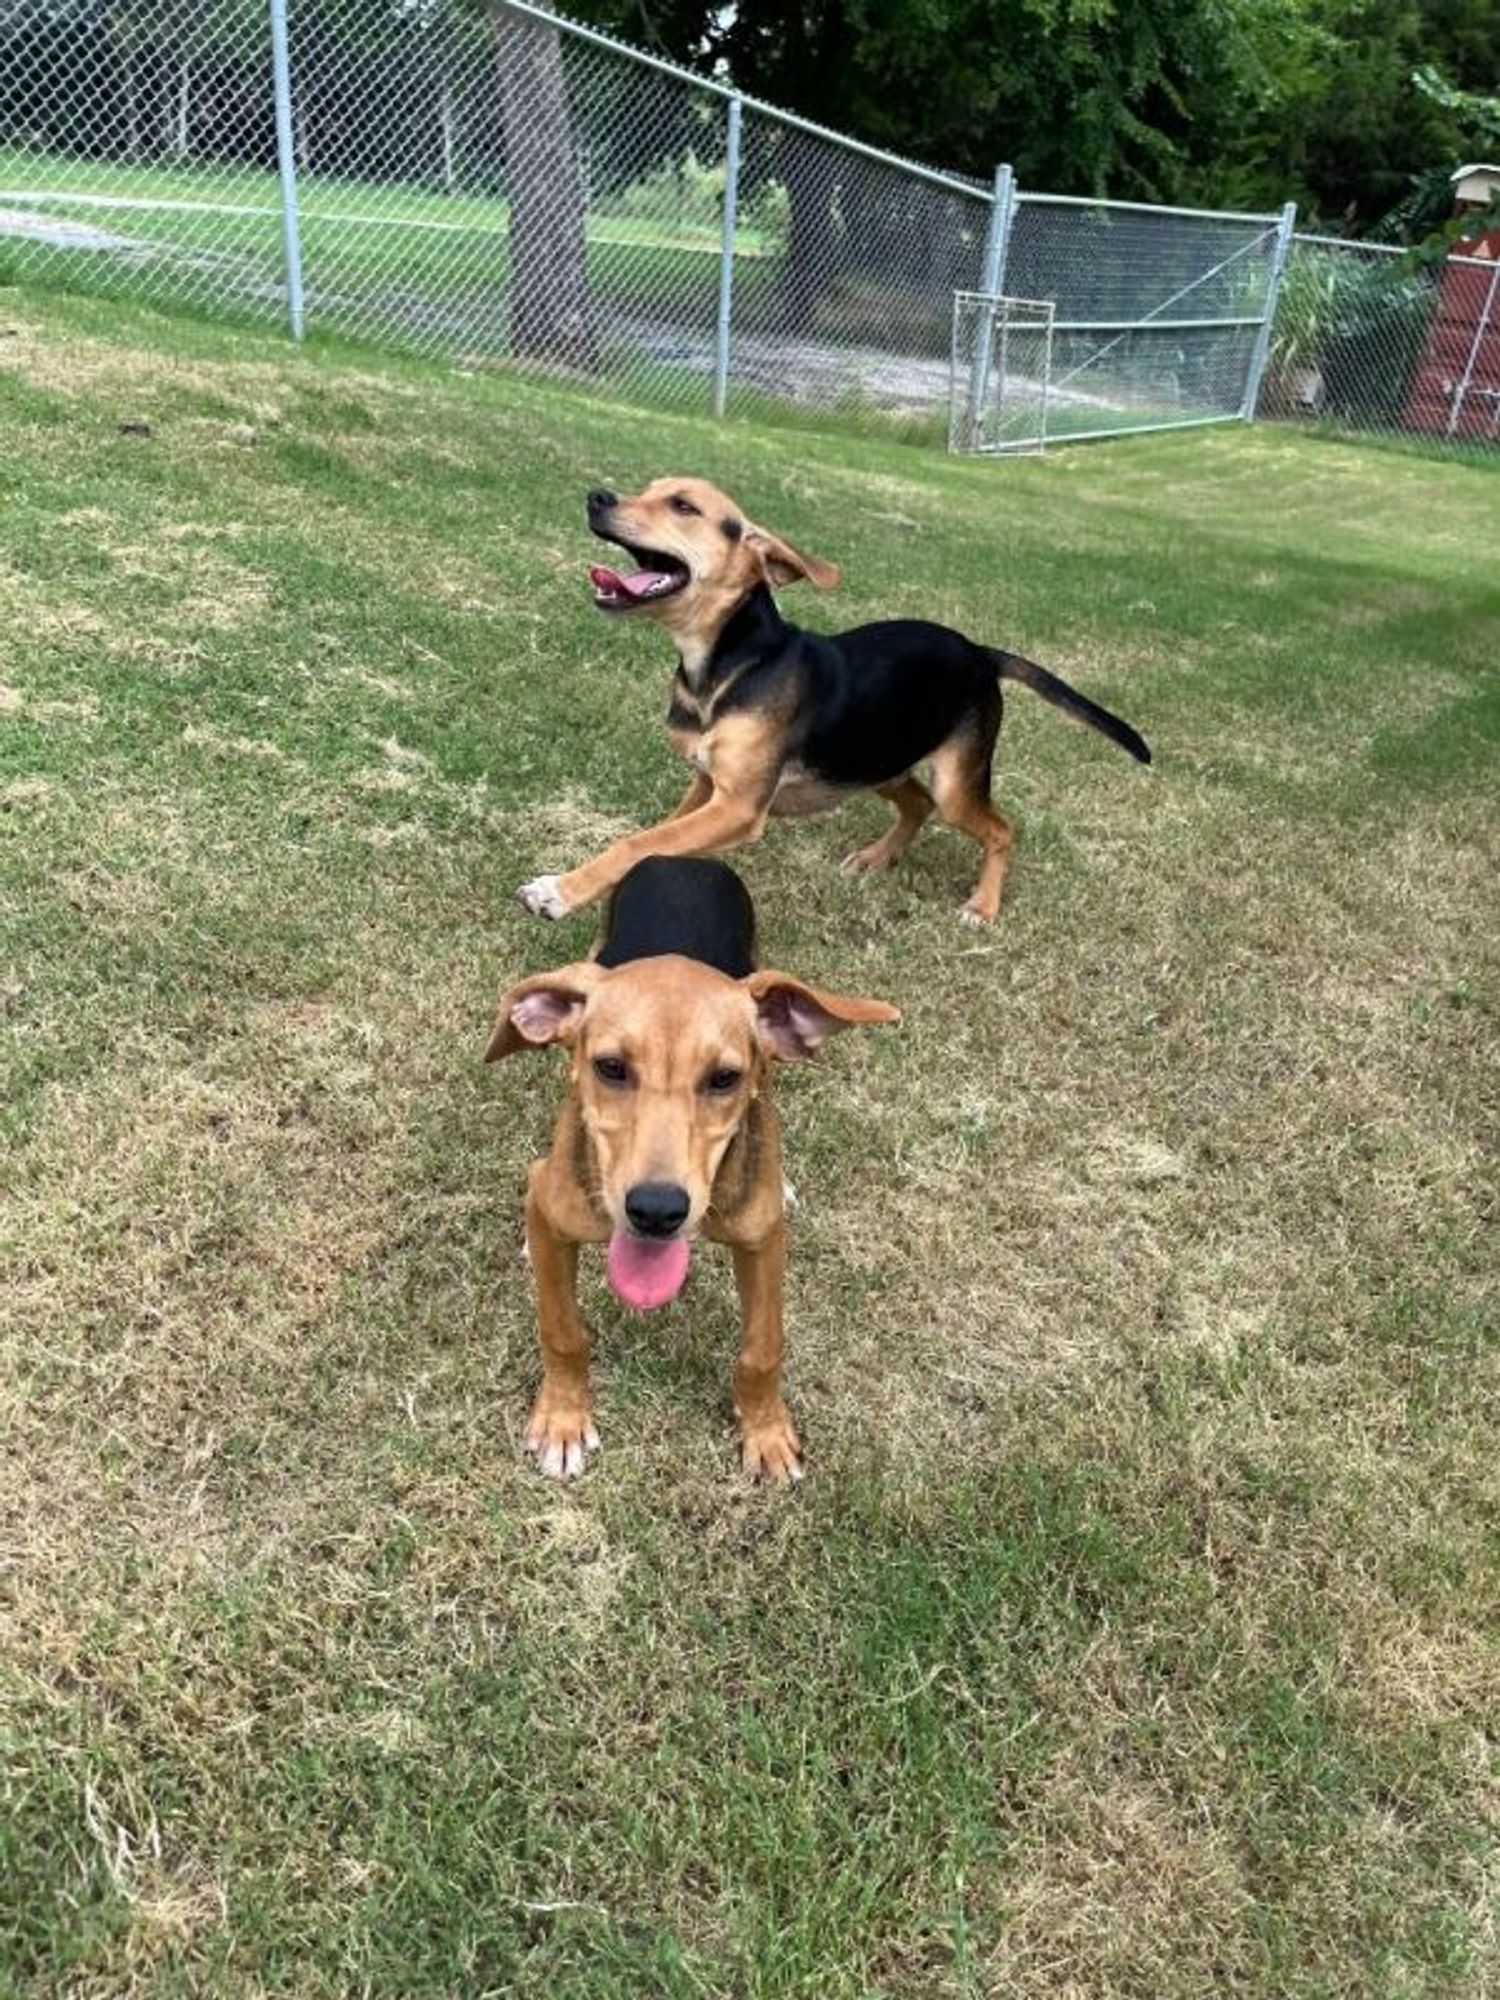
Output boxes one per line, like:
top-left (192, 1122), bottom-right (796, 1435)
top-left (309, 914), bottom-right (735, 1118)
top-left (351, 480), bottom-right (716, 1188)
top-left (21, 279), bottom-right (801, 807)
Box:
top-left (517, 476), bottom-right (1151, 928)
top-left (489, 855), bottom-right (898, 1483)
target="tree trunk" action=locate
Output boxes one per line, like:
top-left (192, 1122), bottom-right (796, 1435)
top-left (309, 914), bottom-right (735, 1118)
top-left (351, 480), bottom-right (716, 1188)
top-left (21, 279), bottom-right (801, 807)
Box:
top-left (173, 55), bottom-right (190, 161)
top-left (439, 76), bottom-right (455, 193)
top-left (779, 142), bottom-right (839, 336)
top-left (121, 42), bottom-right (139, 161)
top-left (490, 0), bottom-right (595, 370)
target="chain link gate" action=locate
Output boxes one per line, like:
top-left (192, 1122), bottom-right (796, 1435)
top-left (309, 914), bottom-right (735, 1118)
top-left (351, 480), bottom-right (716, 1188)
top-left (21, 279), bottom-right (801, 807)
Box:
top-left (950, 294), bottom-right (1054, 453)
top-left (951, 194), bottom-right (1292, 452)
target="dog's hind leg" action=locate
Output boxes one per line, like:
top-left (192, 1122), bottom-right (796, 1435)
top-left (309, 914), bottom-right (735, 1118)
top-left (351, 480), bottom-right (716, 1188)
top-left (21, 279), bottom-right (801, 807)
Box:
top-left (840, 774), bottom-right (935, 876)
top-left (930, 700), bottom-right (1014, 925)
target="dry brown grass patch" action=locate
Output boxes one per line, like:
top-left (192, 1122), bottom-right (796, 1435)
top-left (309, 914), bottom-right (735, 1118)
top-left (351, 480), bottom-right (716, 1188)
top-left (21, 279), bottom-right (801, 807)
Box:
top-left (982, 1769), bottom-right (1256, 1993)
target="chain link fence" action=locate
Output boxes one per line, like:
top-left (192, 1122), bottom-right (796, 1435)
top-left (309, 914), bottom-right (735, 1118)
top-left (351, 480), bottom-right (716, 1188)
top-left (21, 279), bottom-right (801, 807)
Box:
top-left (0, 0), bottom-right (285, 322)
top-left (2, 0), bottom-right (1495, 456)
top-left (0, 0), bottom-right (993, 435)
top-left (1256, 233), bottom-right (1500, 449)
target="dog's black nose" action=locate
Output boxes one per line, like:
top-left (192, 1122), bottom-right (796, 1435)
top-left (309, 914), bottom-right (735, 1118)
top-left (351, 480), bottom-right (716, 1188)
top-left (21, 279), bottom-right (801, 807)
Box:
top-left (624, 1181), bottom-right (690, 1238)
top-left (587, 488), bottom-right (617, 515)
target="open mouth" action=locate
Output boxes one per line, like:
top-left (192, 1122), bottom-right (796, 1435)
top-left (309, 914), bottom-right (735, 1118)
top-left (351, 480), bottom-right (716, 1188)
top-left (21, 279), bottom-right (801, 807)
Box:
top-left (588, 535), bottom-right (691, 611)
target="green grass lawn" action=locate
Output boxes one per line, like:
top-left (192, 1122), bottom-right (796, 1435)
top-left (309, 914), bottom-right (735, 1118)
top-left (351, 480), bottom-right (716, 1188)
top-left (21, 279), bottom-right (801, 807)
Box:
top-left (2, 286), bottom-right (1497, 1998)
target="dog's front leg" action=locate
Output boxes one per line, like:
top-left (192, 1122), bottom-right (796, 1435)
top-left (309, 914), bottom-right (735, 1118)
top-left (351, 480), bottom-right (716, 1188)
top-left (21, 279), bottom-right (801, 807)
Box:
top-left (730, 1219), bottom-right (801, 1483)
top-left (520, 792), bottom-right (766, 919)
top-left (519, 716), bottom-right (781, 919)
top-left (523, 1165), bottom-right (599, 1479)
top-left (665, 770), bottom-right (713, 822)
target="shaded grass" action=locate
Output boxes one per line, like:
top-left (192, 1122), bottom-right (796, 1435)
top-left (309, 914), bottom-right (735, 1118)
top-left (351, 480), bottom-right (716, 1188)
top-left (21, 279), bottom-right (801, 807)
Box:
top-left (1, 286), bottom-right (1497, 1997)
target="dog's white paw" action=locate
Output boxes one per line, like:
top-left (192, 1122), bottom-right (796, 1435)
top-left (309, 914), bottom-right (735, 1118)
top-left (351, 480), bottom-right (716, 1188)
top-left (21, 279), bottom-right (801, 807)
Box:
top-left (781, 1175), bottom-right (800, 1212)
top-left (840, 843), bottom-right (896, 876)
top-left (739, 1404), bottom-right (804, 1484)
top-left (518, 874), bottom-right (572, 921)
top-left (958, 902), bottom-right (991, 929)
top-left (525, 1416), bottom-right (600, 1480)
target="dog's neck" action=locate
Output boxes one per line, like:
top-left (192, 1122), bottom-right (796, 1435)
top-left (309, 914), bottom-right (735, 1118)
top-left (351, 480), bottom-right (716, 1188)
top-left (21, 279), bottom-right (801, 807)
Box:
top-left (708, 1092), bottom-right (766, 1225)
top-left (675, 584), bottom-right (791, 691)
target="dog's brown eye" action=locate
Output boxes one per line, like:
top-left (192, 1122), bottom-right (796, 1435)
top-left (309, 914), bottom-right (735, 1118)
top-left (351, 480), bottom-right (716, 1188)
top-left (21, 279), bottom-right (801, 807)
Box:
top-left (670, 495), bottom-right (700, 516)
top-left (703, 1066), bottom-right (742, 1094)
top-left (593, 1055), bottom-right (630, 1086)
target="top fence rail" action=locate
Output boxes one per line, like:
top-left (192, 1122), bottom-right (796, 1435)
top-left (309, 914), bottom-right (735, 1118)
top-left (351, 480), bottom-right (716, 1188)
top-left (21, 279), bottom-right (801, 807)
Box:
top-left (0, 0), bottom-right (1492, 454)
top-left (1018, 189), bottom-right (1280, 226)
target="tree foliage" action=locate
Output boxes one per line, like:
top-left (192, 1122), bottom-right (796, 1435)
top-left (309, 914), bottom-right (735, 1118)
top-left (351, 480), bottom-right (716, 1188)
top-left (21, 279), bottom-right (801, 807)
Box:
top-left (2, 0), bottom-right (1495, 241)
top-left (582, 0), bottom-right (1500, 231)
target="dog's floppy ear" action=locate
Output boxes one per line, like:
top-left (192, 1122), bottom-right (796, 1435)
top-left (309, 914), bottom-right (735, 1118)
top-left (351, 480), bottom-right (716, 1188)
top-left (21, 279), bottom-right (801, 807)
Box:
top-left (745, 525), bottom-right (840, 592)
top-left (485, 962), bottom-right (602, 1062)
top-left (744, 970), bottom-right (899, 1062)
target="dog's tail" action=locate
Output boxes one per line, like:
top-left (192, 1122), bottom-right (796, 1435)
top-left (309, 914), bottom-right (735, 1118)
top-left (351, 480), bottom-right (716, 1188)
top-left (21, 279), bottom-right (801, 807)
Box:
top-left (991, 650), bottom-right (1152, 765)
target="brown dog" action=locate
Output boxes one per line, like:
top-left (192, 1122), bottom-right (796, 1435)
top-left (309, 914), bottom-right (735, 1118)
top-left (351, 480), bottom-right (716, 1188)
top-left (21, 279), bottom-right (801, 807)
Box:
top-left (517, 476), bottom-right (1149, 927)
top-left (489, 857), bottom-right (898, 1482)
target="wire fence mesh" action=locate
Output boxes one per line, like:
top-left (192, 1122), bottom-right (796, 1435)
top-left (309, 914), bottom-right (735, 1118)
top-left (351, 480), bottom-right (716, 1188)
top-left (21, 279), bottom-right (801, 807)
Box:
top-left (1001, 195), bottom-right (1283, 444)
top-left (290, 9), bottom-right (736, 380)
top-left (0, 0), bottom-right (285, 324)
top-left (0, 0), bottom-right (996, 431)
top-left (722, 115), bottom-right (990, 431)
top-left (2, 0), bottom-right (1495, 457)
top-left (1256, 233), bottom-right (1500, 450)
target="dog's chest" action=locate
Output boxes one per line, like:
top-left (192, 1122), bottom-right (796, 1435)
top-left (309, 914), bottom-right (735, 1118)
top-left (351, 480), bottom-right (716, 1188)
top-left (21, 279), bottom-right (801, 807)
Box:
top-left (667, 710), bottom-right (711, 772)
top-left (665, 677), bottom-right (722, 772)
top-left (667, 680), bottom-right (705, 741)
top-left (667, 680), bottom-right (850, 816)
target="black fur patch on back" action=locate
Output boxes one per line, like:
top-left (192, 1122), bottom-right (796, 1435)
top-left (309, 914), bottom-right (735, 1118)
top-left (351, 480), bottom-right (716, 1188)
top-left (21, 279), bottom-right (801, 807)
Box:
top-left (596, 857), bottom-right (756, 979)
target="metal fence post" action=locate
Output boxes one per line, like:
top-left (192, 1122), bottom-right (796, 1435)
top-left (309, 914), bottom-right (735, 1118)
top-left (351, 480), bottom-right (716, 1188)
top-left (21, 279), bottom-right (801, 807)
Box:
top-left (1447, 257), bottom-right (1500, 437)
top-left (964, 164), bottom-right (1015, 447)
top-left (1240, 199), bottom-right (1297, 420)
top-left (268, 0), bottom-right (305, 340)
top-left (712, 93), bottom-right (742, 418)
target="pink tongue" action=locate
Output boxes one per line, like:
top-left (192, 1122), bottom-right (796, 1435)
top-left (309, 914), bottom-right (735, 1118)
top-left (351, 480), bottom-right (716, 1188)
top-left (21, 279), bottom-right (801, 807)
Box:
top-left (606, 1230), bottom-right (692, 1311)
top-left (589, 562), bottom-right (667, 601)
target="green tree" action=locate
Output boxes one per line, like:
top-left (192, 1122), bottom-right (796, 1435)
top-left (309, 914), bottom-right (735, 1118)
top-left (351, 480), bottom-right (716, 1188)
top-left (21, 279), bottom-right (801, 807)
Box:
top-left (580, 0), bottom-right (1500, 226)
top-left (580, 0), bottom-right (1309, 199)
top-left (1212, 0), bottom-right (1500, 226)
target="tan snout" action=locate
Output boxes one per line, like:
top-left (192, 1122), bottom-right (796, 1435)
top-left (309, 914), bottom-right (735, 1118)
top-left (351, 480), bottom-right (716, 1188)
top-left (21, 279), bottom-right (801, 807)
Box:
top-left (588, 476), bottom-right (839, 638)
